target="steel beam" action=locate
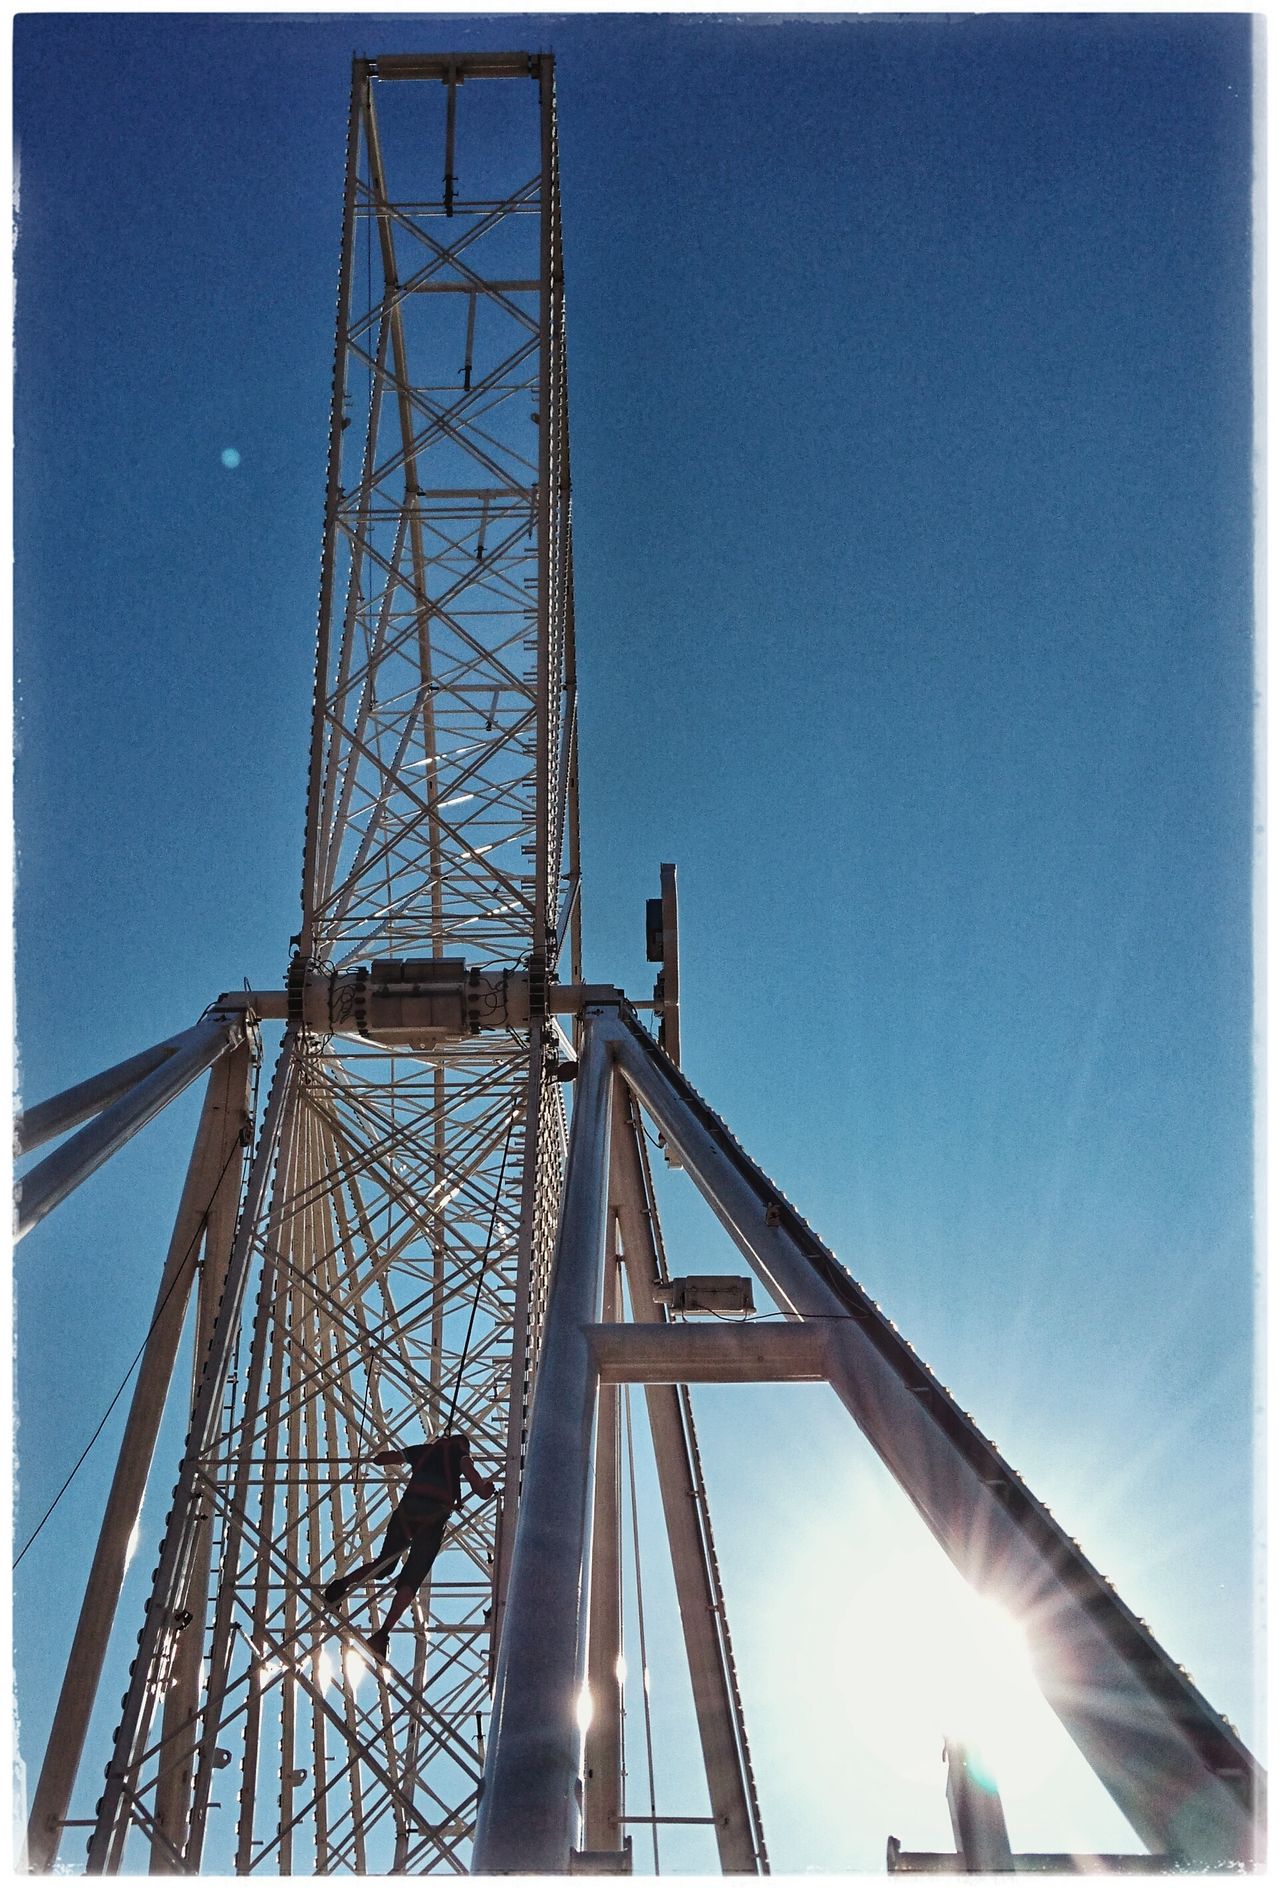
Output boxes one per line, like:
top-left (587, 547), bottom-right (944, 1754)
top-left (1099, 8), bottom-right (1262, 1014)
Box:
top-left (298, 57), bottom-right (363, 959)
top-left (582, 1246), bottom-right (623, 1852)
top-left (944, 1739), bottom-right (1015, 1873)
top-left (148, 1044), bottom-right (253, 1869)
top-left (607, 1007), bottom-right (1261, 1868)
top-left (372, 52), bottom-right (536, 81)
top-left (473, 1011), bottom-right (614, 1874)
top-left (588, 1320), bottom-right (827, 1384)
top-left (15, 1012), bottom-right (243, 1241)
top-left (531, 48), bottom-right (556, 1011)
top-left (493, 1040), bottom-right (555, 1644)
top-left (887, 1841), bottom-right (1176, 1874)
top-left (14, 1030), bottom-right (202, 1156)
top-left (85, 1042), bottom-right (295, 1872)
top-left (610, 1082), bottom-right (765, 1873)
top-left (25, 1044), bottom-right (253, 1874)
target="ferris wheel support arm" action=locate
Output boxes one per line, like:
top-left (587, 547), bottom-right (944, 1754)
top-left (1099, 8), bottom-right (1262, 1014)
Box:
top-left (493, 1039), bottom-right (557, 1646)
top-left (84, 1041), bottom-right (296, 1873)
top-left (609, 1082), bottom-right (767, 1872)
top-left (581, 1230), bottom-right (624, 1854)
top-left (605, 1008), bottom-right (1261, 1868)
top-left (148, 1046), bottom-right (254, 1872)
top-left (14, 1027), bottom-right (212, 1156)
top-left (472, 1008), bottom-right (616, 1875)
top-left (24, 1043), bottom-right (253, 1875)
top-left (14, 1011), bottom-right (249, 1243)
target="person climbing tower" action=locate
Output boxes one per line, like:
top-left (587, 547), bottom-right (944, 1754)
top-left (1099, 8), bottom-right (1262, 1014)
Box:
top-left (323, 1429), bottom-right (496, 1664)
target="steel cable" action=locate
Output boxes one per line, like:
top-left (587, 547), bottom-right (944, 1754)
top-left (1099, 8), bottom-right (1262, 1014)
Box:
top-left (623, 1380), bottom-right (661, 1873)
top-left (13, 1127), bottom-right (249, 1571)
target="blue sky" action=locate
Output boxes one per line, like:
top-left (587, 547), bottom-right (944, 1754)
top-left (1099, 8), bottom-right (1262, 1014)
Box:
top-left (13, 11), bottom-right (1256, 1873)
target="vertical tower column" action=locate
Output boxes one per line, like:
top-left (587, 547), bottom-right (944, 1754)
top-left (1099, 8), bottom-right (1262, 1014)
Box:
top-left (473, 1011), bottom-right (615, 1873)
top-left (582, 1234), bottom-right (624, 1852)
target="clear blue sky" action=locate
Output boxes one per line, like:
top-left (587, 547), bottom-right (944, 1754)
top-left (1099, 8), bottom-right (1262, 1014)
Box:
top-left (13, 12), bottom-right (1256, 1872)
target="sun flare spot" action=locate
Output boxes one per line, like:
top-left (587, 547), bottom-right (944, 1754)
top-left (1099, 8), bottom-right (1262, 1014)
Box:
top-left (818, 1540), bottom-right (1061, 1797)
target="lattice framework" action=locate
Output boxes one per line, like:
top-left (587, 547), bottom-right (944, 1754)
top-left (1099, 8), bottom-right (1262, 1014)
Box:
top-left (80, 54), bottom-right (576, 1874)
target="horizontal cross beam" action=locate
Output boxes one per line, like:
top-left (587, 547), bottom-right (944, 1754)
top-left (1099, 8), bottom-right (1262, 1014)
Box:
top-left (587, 1321), bottom-right (827, 1384)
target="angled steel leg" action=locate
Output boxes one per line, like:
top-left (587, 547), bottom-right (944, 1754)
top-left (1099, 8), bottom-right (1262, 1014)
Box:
top-left (147, 1044), bottom-right (254, 1870)
top-left (24, 1042), bottom-right (254, 1874)
top-left (607, 1006), bottom-right (1261, 1869)
top-left (15, 1011), bottom-right (244, 1240)
top-left (84, 1040), bottom-right (294, 1874)
top-left (14, 1029), bottom-right (207, 1156)
top-left (610, 1080), bottom-right (766, 1874)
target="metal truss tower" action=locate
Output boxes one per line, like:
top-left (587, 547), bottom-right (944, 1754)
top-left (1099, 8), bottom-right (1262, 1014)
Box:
top-left (23, 53), bottom-right (577, 1875)
top-left (17, 49), bottom-right (1264, 1880)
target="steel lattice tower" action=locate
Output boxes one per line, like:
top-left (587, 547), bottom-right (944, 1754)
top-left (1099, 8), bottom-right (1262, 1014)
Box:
top-left (17, 48), bottom-right (1264, 1881)
top-left (25, 54), bottom-right (579, 1874)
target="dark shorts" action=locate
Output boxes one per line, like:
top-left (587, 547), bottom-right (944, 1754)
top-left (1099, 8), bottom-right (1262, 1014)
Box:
top-left (379, 1497), bottom-right (451, 1596)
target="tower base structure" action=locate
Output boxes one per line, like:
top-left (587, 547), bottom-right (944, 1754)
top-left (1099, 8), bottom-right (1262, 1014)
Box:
top-left (17, 961), bottom-right (1263, 1875)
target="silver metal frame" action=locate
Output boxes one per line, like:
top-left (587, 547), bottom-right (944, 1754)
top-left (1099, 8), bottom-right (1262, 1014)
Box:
top-left (472, 1001), bottom-right (1261, 1872)
top-left (14, 1011), bottom-right (246, 1240)
top-left (607, 1078), bottom-right (766, 1872)
top-left (24, 1042), bottom-right (256, 1873)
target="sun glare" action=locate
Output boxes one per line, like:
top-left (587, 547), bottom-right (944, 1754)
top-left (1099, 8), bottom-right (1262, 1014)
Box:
top-left (754, 1462), bottom-right (1151, 1861)
top-left (930, 1588), bottom-right (1042, 1770)
top-left (827, 1539), bottom-right (1061, 1797)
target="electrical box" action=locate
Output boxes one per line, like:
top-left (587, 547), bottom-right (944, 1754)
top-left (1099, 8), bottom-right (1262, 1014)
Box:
top-left (652, 1275), bottom-right (756, 1318)
top-left (645, 897), bottom-right (665, 963)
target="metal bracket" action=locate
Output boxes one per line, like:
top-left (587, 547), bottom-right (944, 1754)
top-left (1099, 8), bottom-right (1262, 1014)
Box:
top-left (570, 1837), bottom-right (633, 1874)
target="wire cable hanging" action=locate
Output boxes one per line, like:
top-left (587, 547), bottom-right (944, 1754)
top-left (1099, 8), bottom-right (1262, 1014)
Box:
top-left (13, 1128), bottom-right (248, 1571)
top-left (623, 1378), bottom-right (661, 1874)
